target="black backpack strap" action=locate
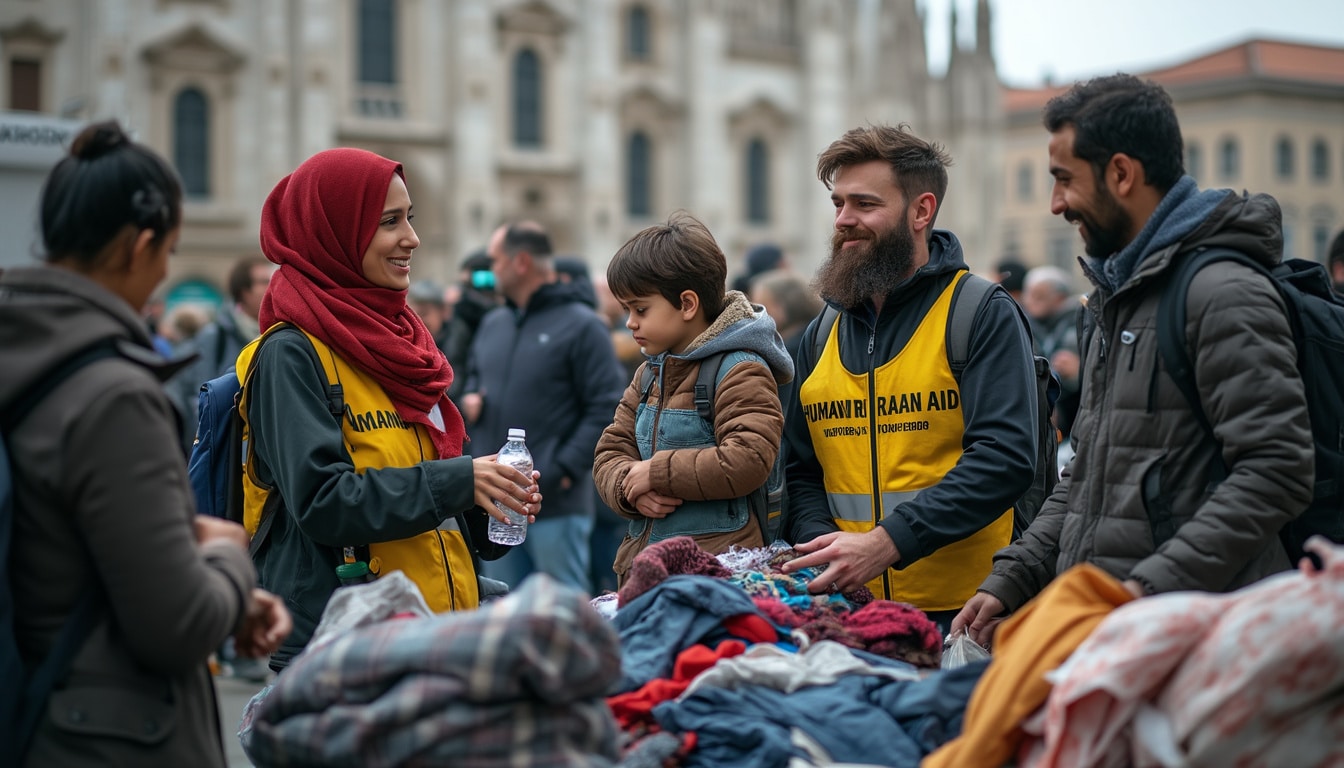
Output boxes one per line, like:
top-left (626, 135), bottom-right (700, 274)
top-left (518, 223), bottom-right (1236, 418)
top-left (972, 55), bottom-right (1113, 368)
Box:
top-left (810, 304), bottom-right (841, 366)
top-left (4, 341), bottom-right (123, 757)
top-left (1, 342), bottom-right (123, 434)
top-left (1156, 248), bottom-right (1263, 445)
top-left (637, 362), bottom-right (656, 406)
top-left (694, 352), bottom-right (728, 422)
top-left (946, 271), bottom-right (993, 375)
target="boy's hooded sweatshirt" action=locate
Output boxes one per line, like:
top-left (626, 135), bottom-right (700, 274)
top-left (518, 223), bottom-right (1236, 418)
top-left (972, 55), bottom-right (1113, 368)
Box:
top-left (594, 291), bottom-right (794, 578)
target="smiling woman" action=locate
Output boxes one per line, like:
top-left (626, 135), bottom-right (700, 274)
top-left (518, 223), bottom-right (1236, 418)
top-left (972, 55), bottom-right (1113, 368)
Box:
top-left (240, 148), bottom-right (542, 673)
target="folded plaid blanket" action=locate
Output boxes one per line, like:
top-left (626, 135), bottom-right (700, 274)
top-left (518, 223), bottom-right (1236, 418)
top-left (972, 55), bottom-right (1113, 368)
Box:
top-left (243, 574), bottom-right (621, 767)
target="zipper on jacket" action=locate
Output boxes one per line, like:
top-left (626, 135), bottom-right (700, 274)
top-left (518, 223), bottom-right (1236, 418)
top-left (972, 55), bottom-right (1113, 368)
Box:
top-left (437, 532), bottom-right (457, 610)
top-left (866, 344), bottom-right (890, 600)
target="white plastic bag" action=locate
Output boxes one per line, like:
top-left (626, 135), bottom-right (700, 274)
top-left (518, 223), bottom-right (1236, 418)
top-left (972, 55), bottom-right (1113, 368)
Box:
top-left (941, 632), bottom-right (992, 669)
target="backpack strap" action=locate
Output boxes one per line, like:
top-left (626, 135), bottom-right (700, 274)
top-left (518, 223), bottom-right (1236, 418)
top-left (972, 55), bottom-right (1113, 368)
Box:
top-left (243, 325), bottom-right (345, 558)
top-left (1, 342), bottom-right (123, 433)
top-left (946, 271), bottom-right (993, 375)
top-left (637, 362), bottom-right (656, 406)
top-left (1156, 247), bottom-right (1263, 444)
top-left (694, 352), bottom-right (728, 422)
top-left (810, 304), bottom-right (841, 366)
top-left (3, 340), bottom-right (124, 758)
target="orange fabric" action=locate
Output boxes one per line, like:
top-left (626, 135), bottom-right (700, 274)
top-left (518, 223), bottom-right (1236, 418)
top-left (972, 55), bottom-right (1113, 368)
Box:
top-left (922, 564), bottom-right (1134, 768)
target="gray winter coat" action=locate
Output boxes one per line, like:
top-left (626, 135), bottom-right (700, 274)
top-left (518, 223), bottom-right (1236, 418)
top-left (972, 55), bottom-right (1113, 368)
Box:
top-left (0, 266), bottom-right (255, 768)
top-left (981, 183), bottom-right (1314, 612)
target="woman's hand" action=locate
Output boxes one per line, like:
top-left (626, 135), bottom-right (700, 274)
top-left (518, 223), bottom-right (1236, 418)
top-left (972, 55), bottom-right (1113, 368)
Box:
top-left (234, 589), bottom-right (292, 658)
top-left (472, 455), bottom-right (541, 524)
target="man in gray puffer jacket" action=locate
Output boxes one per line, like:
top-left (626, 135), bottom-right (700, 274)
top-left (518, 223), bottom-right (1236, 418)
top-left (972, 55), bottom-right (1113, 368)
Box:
top-left (952, 74), bottom-right (1314, 645)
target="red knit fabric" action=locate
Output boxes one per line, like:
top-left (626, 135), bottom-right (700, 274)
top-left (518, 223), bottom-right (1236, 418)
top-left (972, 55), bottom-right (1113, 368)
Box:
top-left (258, 148), bottom-right (465, 458)
top-left (617, 536), bottom-right (732, 607)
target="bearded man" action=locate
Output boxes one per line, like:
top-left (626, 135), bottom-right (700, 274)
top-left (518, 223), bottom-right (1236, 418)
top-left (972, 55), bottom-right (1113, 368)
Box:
top-left (951, 75), bottom-right (1312, 648)
top-left (779, 124), bottom-right (1040, 632)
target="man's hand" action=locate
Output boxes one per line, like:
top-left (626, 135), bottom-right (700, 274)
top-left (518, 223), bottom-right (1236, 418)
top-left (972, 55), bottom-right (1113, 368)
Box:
top-left (194, 515), bottom-right (249, 551)
top-left (1121, 579), bottom-right (1145, 599)
top-left (631, 491), bottom-right (682, 519)
top-left (233, 589), bottom-right (292, 659)
top-left (782, 529), bottom-right (899, 594)
top-left (950, 592), bottom-right (1007, 648)
top-left (1051, 349), bottom-right (1080, 382)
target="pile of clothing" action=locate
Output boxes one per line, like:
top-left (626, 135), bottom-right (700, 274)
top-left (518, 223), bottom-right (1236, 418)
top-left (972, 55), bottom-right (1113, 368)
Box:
top-left (241, 573), bottom-right (622, 767)
top-left (603, 537), bottom-right (986, 767)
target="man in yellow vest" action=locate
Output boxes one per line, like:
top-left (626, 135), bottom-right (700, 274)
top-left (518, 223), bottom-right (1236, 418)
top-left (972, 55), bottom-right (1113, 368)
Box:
top-left (780, 125), bottom-right (1040, 632)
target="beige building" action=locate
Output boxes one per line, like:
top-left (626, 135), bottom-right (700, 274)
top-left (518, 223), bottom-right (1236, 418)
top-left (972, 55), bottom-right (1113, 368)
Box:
top-left (1000, 39), bottom-right (1344, 290)
top-left (0, 0), bottom-right (1004, 309)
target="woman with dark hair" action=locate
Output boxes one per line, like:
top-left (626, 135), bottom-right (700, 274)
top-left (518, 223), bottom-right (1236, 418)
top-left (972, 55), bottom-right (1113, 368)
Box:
top-left (0, 121), bottom-right (291, 766)
top-left (239, 148), bottom-right (540, 671)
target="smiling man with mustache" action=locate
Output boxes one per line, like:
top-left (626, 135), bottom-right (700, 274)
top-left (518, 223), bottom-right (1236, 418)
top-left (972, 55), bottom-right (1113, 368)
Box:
top-left (780, 125), bottom-right (1041, 634)
top-left (951, 74), bottom-right (1313, 649)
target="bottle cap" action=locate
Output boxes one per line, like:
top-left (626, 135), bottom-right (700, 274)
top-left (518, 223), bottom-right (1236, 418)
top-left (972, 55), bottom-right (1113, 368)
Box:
top-left (508, 427), bottom-right (526, 440)
top-left (335, 561), bottom-right (370, 580)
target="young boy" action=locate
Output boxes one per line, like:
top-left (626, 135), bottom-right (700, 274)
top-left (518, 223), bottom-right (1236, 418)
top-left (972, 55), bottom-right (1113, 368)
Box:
top-left (593, 212), bottom-right (795, 587)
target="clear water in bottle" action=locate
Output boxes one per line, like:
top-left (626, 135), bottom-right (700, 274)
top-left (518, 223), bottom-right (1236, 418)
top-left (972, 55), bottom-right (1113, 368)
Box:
top-left (487, 428), bottom-right (533, 545)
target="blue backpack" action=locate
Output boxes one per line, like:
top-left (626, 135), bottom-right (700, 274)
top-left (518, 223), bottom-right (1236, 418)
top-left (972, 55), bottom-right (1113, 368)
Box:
top-left (188, 324), bottom-right (342, 528)
top-left (1, 341), bottom-right (121, 762)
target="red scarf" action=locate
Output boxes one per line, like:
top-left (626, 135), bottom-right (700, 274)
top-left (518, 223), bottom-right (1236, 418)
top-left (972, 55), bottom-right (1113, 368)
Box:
top-left (258, 148), bottom-right (465, 458)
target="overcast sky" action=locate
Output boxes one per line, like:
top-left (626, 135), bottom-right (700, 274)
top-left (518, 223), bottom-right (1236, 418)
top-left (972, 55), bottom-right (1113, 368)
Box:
top-left (920, 0), bottom-right (1344, 87)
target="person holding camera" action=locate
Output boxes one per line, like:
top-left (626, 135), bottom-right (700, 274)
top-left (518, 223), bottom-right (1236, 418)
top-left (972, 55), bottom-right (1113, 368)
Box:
top-left (442, 249), bottom-right (499, 401)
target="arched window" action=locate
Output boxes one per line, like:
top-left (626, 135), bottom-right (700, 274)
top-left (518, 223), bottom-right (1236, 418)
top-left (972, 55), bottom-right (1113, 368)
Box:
top-left (358, 0), bottom-right (396, 84)
top-left (1015, 160), bottom-right (1033, 201)
top-left (173, 87), bottom-right (209, 198)
top-left (627, 4), bottom-right (651, 60)
top-left (1311, 139), bottom-right (1330, 182)
top-left (746, 138), bottom-right (770, 224)
top-left (626, 131), bottom-right (651, 217)
top-left (513, 48), bottom-right (542, 148)
top-left (1275, 135), bottom-right (1295, 180)
top-left (1185, 141), bottom-right (1202, 183)
top-left (1219, 137), bottom-right (1240, 181)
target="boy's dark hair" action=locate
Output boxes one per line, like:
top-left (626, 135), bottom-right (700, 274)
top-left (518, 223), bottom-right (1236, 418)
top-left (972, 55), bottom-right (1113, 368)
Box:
top-left (1043, 73), bottom-right (1185, 195)
top-left (816, 124), bottom-right (952, 234)
top-left (607, 211), bottom-right (727, 321)
top-left (40, 120), bottom-right (183, 267)
top-left (227, 255), bottom-right (271, 303)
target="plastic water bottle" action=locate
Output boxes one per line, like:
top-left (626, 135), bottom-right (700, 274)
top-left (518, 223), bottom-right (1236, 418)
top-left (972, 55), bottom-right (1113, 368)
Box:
top-left (487, 428), bottom-right (533, 545)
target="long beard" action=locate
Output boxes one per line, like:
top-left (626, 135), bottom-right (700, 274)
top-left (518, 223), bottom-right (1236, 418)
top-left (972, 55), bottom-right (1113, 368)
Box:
top-left (813, 222), bottom-right (916, 310)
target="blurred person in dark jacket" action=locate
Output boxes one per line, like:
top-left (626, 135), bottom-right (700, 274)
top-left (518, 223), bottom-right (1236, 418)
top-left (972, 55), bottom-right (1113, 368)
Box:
top-left (0, 120), bottom-right (289, 768)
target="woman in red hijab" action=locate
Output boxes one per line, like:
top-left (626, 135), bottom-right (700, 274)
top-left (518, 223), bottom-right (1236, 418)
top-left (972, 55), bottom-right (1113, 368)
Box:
top-left (239, 148), bottom-right (539, 672)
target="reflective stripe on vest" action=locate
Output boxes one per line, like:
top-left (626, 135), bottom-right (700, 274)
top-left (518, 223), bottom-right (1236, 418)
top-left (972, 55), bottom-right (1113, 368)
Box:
top-left (827, 490), bottom-right (922, 523)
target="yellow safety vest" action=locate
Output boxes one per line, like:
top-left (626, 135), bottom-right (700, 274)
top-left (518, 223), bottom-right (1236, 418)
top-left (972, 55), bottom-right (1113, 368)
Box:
top-left (238, 326), bottom-right (479, 612)
top-left (799, 273), bottom-right (1011, 610)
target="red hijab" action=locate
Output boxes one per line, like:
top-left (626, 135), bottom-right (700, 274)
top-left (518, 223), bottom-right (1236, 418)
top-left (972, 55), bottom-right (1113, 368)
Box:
top-left (258, 148), bottom-right (465, 458)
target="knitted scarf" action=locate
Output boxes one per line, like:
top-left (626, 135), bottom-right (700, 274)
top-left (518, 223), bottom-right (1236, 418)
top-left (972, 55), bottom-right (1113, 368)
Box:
top-left (258, 148), bottom-right (465, 458)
